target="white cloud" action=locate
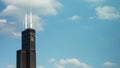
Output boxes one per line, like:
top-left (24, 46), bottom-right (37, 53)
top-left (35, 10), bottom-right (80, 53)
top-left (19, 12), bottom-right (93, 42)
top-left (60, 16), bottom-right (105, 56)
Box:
top-left (103, 61), bottom-right (117, 67)
top-left (7, 65), bottom-right (14, 68)
top-left (68, 15), bottom-right (80, 21)
top-left (0, 19), bottom-right (21, 38)
top-left (2, 5), bottom-right (22, 16)
top-left (55, 64), bottom-right (64, 68)
top-left (2, 0), bottom-right (62, 16)
top-left (95, 6), bottom-right (120, 20)
top-left (0, 19), bottom-right (7, 23)
top-left (38, 66), bottom-right (44, 68)
top-left (37, 58), bottom-right (92, 68)
top-left (48, 58), bottom-right (56, 63)
top-left (31, 15), bottom-right (44, 31)
top-left (0, 0), bottom-right (62, 37)
top-left (60, 58), bottom-right (80, 66)
top-left (12, 32), bottom-right (21, 38)
top-left (59, 58), bottom-right (91, 68)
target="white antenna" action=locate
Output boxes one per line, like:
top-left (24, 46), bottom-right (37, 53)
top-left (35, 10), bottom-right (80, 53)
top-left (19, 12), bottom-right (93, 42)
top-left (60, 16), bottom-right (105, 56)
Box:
top-left (30, 8), bottom-right (33, 28)
top-left (25, 14), bottom-right (28, 29)
top-left (23, 18), bottom-right (24, 29)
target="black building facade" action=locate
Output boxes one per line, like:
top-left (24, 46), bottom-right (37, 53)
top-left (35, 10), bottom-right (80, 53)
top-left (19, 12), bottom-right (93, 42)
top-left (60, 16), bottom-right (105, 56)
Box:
top-left (17, 28), bottom-right (36, 68)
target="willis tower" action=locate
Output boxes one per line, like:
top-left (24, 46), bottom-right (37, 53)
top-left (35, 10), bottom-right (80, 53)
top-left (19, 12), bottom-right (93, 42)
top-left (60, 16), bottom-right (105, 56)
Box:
top-left (17, 10), bottom-right (36, 68)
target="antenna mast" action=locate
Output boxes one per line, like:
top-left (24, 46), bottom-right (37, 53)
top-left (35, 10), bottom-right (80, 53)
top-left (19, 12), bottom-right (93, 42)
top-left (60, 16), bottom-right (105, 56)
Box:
top-left (23, 8), bottom-right (33, 30)
top-left (25, 14), bottom-right (28, 29)
top-left (30, 8), bottom-right (33, 28)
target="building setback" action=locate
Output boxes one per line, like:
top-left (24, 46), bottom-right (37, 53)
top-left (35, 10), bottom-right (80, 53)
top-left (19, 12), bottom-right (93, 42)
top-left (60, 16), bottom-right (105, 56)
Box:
top-left (17, 28), bottom-right (36, 68)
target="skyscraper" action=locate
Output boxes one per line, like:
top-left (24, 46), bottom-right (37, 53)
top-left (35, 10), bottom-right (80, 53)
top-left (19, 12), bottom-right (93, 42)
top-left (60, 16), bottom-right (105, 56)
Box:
top-left (17, 28), bottom-right (36, 68)
top-left (17, 10), bottom-right (36, 68)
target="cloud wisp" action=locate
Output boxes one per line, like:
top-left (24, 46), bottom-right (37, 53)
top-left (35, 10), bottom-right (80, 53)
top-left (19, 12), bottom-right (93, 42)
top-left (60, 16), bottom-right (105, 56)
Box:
top-left (48, 58), bottom-right (56, 63)
top-left (90, 6), bottom-right (120, 20)
top-left (7, 65), bottom-right (14, 68)
top-left (68, 15), bottom-right (80, 21)
top-left (0, 19), bottom-right (21, 38)
top-left (103, 61), bottom-right (117, 67)
top-left (95, 6), bottom-right (120, 20)
top-left (59, 58), bottom-right (91, 68)
top-left (38, 58), bottom-right (119, 68)
top-left (38, 66), bottom-right (44, 68)
top-left (85, 0), bottom-right (106, 3)
top-left (47, 58), bottom-right (92, 68)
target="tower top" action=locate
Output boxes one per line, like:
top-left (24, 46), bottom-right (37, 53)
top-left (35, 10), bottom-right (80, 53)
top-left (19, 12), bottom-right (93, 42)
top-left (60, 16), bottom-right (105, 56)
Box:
top-left (24, 8), bottom-right (33, 30)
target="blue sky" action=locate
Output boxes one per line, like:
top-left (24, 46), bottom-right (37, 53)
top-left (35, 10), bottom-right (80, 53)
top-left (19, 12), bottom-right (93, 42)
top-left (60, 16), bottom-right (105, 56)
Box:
top-left (0, 0), bottom-right (120, 68)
